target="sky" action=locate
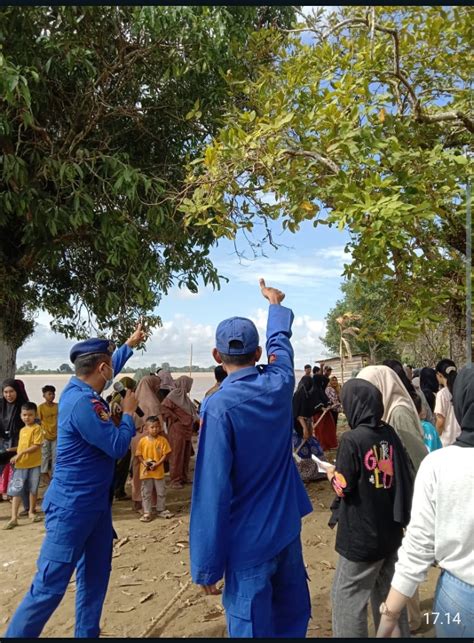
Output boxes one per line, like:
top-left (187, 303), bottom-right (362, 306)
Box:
top-left (16, 6), bottom-right (351, 371)
top-left (17, 220), bottom-right (352, 370)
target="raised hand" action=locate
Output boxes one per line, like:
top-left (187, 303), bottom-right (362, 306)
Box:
top-left (259, 278), bottom-right (285, 305)
top-left (125, 320), bottom-right (148, 348)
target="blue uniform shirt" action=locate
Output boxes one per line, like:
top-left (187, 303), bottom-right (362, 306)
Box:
top-left (190, 304), bottom-right (313, 585)
top-left (44, 344), bottom-right (135, 512)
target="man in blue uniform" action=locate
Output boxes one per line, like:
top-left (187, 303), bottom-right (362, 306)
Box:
top-left (5, 324), bottom-right (146, 638)
top-left (190, 279), bottom-right (313, 638)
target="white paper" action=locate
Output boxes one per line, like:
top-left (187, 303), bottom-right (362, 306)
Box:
top-left (311, 454), bottom-right (333, 473)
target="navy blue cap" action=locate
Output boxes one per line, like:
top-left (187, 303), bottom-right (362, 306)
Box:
top-left (70, 338), bottom-right (116, 364)
top-left (215, 317), bottom-right (259, 355)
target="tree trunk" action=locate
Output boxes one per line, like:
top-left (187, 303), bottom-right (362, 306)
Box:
top-left (0, 333), bottom-right (17, 382)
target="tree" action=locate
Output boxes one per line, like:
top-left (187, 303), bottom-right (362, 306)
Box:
top-left (58, 363), bottom-right (73, 374)
top-left (335, 312), bottom-right (361, 384)
top-left (0, 6), bottom-right (296, 379)
top-left (180, 6), bottom-right (472, 358)
top-left (17, 360), bottom-right (37, 374)
top-left (323, 278), bottom-right (401, 364)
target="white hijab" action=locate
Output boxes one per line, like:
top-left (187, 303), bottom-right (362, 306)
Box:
top-left (357, 365), bottom-right (423, 436)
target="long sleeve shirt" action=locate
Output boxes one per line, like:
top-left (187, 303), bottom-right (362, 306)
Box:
top-left (392, 445), bottom-right (474, 597)
top-left (44, 344), bottom-right (135, 512)
top-left (190, 304), bottom-right (313, 585)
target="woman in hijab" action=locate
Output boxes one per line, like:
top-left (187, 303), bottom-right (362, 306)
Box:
top-left (327, 379), bottom-right (413, 638)
top-left (157, 370), bottom-right (176, 401)
top-left (130, 375), bottom-right (162, 510)
top-left (419, 367), bottom-right (438, 413)
top-left (384, 359), bottom-right (434, 425)
top-left (310, 371), bottom-right (338, 451)
top-left (161, 376), bottom-right (198, 489)
top-left (110, 377), bottom-right (137, 501)
top-left (357, 365), bottom-right (427, 473)
top-left (377, 366), bottom-right (474, 639)
top-left (292, 376), bottom-right (327, 482)
top-left (0, 379), bottom-right (29, 499)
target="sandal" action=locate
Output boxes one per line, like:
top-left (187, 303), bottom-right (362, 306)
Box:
top-left (140, 514), bottom-right (152, 523)
top-left (30, 514), bottom-right (42, 523)
top-left (3, 519), bottom-right (18, 530)
top-left (157, 510), bottom-right (174, 519)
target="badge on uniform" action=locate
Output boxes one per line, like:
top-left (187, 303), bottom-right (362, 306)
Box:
top-left (92, 399), bottom-right (111, 422)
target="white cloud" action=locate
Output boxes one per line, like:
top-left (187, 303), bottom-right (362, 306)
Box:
top-left (16, 307), bottom-right (331, 370)
top-left (218, 244), bottom-right (350, 287)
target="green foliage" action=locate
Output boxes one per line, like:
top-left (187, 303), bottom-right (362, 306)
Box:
top-left (181, 6), bottom-right (473, 338)
top-left (0, 6), bottom-right (295, 349)
top-left (323, 279), bottom-right (401, 363)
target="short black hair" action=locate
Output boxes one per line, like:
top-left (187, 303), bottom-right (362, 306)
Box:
top-left (219, 340), bottom-right (257, 366)
top-left (304, 364), bottom-right (311, 370)
top-left (21, 401), bottom-right (37, 413)
top-left (145, 415), bottom-right (161, 424)
top-left (75, 352), bottom-right (111, 376)
top-left (42, 385), bottom-right (56, 394)
top-left (413, 394), bottom-right (422, 414)
top-left (214, 365), bottom-right (227, 383)
top-left (312, 366), bottom-right (320, 375)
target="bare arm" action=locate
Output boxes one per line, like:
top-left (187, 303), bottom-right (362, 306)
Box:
top-left (435, 413), bottom-right (445, 435)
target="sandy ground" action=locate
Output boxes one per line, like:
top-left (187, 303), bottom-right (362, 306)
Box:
top-left (0, 423), bottom-right (438, 638)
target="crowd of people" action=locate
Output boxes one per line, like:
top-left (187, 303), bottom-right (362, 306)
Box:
top-left (0, 281), bottom-right (472, 638)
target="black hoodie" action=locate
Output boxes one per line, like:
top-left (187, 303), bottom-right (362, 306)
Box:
top-left (331, 379), bottom-right (414, 562)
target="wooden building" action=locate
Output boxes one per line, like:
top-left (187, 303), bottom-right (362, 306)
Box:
top-left (315, 353), bottom-right (369, 383)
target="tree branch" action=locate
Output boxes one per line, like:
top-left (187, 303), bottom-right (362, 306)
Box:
top-left (283, 148), bottom-right (340, 174)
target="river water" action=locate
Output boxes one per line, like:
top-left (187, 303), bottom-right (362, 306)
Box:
top-left (18, 370), bottom-right (305, 405)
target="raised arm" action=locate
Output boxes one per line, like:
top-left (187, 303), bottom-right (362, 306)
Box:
top-left (112, 321), bottom-right (147, 374)
top-left (260, 278), bottom-right (295, 373)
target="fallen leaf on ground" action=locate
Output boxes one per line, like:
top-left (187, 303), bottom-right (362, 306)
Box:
top-left (115, 606), bottom-right (136, 613)
top-left (118, 581), bottom-right (143, 587)
top-left (140, 592), bottom-right (154, 604)
top-left (320, 560), bottom-right (335, 570)
top-left (201, 608), bottom-right (225, 622)
top-left (116, 536), bottom-right (129, 549)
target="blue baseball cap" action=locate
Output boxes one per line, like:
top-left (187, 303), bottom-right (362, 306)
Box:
top-left (70, 338), bottom-right (116, 364)
top-left (215, 317), bottom-right (259, 355)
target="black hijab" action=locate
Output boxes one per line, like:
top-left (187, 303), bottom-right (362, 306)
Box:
top-left (419, 367), bottom-right (438, 412)
top-left (312, 373), bottom-right (330, 407)
top-left (0, 379), bottom-right (28, 446)
top-left (341, 378), bottom-right (384, 431)
top-left (339, 378), bottom-right (414, 527)
top-left (453, 367), bottom-right (474, 448)
top-left (293, 376), bottom-right (316, 420)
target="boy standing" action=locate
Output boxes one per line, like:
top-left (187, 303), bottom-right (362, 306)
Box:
top-left (4, 402), bottom-right (43, 529)
top-left (136, 416), bottom-right (173, 522)
top-left (38, 385), bottom-right (58, 481)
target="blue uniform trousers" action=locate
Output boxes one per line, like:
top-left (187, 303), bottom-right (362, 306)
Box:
top-left (223, 536), bottom-right (311, 638)
top-left (5, 501), bottom-right (113, 638)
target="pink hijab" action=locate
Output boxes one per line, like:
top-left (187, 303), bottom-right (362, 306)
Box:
top-left (164, 376), bottom-right (197, 418)
top-left (134, 375), bottom-right (162, 426)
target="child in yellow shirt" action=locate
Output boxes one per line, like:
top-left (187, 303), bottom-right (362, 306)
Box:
top-left (38, 385), bottom-right (58, 481)
top-left (4, 402), bottom-right (43, 529)
top-left (135, 416), bottom-right (173, 522)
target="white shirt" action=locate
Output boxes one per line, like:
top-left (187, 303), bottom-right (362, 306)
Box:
top-left (392, 446), bottom-right (474, 597)
top-left (434, 386), bottom-right (461, 447)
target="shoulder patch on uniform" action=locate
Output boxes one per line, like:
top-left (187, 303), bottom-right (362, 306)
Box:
top-left (91, 398), bottom-right (111, 422)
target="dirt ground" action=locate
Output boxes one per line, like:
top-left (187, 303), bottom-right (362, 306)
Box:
top-left (0, 423), bottom-right (438, 638)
